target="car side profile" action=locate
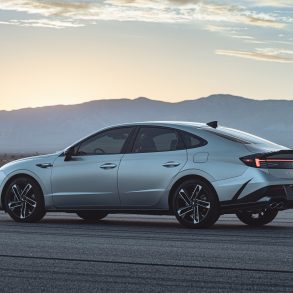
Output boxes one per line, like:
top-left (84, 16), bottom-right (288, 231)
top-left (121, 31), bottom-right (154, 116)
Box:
top-left (1, 121), bottom-right (293, 228)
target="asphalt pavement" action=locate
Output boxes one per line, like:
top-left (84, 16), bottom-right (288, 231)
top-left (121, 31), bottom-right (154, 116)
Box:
top-left (0, 211), bottom-right (293, 292)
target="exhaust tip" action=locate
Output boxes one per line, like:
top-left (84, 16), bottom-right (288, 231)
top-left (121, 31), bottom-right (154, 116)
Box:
top-left (270, 201), bottom-right (285, 210)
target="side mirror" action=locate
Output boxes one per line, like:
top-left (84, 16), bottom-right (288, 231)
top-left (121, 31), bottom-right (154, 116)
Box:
top-left (64, 147), bottom-right (74, 161)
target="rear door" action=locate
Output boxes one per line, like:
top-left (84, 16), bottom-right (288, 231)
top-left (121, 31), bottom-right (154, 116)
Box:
top-left (118, 126), bottom-right (187, 207)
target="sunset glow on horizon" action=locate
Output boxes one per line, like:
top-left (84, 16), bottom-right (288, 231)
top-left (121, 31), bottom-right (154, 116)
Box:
top-left (0, 0), bottom-right (293, 110)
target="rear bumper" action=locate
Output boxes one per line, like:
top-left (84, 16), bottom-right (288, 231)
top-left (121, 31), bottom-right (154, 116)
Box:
top-left (221, 184), bottom-right (293, 213)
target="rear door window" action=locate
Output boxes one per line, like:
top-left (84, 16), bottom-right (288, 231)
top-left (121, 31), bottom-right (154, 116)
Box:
top-left (132, 127), bottom-right (184, 153)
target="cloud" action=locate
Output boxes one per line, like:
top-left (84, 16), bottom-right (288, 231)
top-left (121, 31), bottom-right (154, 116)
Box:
top-left (216, 48), bottom-right (293, 63)
top-left (107, 0), bottom-right (202, 7)
top-left (0, 0), bottom-right (290, 29)
top-left (1, 0), bottom-right (292, 64)
top-left (232, 35), bottom-right (255, 40)
top-left (0, 18), bottom-right (84, 28)
top-left (245, 39), bottom-right (267, 44)
top-left (200, 3), bottom-right (286, 28)
top-left (273, 40), bottom-right (293, 45)
top-left (0, 0), bottom-right (92, 16)
top-left (247, 0), bottom-right (293, 7)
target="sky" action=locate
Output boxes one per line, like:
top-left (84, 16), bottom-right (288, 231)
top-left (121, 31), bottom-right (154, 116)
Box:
top-left (0, 0), bottom-right (293, 110)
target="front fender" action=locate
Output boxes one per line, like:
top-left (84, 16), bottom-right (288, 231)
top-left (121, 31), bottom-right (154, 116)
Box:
top-left (0, 169), bottom-right (53, 210)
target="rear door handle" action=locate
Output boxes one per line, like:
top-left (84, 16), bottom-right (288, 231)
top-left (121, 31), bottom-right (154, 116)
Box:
top-left (100, 163), bottom-right (117, 169)
top-left (162, 161), bottom-right (180, 168)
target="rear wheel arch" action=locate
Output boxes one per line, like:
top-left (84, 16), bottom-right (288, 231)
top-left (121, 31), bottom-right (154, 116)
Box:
top-left (168, 175), bottom-right (219, 211)
top-left (1, 174), bottom-right (44, 211)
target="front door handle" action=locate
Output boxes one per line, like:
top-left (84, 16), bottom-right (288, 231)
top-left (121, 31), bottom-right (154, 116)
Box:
top-left (162, 161), bottom-right (180, 168)
top-left (100, 163), bottom-right (117, 169)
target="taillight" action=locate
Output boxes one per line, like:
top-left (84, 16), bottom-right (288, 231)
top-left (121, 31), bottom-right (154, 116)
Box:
top-left (240, 157), bottom-right (259, 168)
top-left (240, 151), bottom-right (293, 169)
top-left (240, 156), bottom-right (270, 168)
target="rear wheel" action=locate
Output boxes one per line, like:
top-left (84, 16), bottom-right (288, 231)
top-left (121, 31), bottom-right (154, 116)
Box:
top-left (236, 209), bottom-right (278, 226)
top-left (4, 176), bottom-right (46, 223)
top-left (76, 211), bottom-right (108, 222)
top-left (173, 179), bottom-right (220, 228)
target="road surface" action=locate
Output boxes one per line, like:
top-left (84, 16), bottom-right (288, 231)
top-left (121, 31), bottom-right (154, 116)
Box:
top-left (0, 211), bottom-right (293, 292)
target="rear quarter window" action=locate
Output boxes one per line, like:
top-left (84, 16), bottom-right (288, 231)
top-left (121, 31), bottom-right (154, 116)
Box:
top-left (180, 131), bottom-right (207, 149)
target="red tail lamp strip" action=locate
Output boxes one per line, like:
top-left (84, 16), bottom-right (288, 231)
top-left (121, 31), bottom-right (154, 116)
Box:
top-left (256, 158), bottom-right (293, 168)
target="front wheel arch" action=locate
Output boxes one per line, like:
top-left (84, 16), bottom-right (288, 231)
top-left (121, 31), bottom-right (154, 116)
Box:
top-left (1, 174), bottom-right (44, 212)
top-left (168, 175), bottom-right (219, 212)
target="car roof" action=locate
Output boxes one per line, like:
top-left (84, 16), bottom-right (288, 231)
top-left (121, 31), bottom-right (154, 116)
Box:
top-left (65, 121), bottom-right (207, 150)
top-left (106, 121), bottom-right (284, 149)
top-left (110, 121), bottom-right (207, 128)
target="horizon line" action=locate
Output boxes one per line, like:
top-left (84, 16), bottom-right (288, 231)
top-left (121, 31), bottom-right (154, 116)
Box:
top-left (1, 93), bottom-right (293, 112)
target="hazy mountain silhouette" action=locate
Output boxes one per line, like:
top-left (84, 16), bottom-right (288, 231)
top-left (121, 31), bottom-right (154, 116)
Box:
top-left (0, 94), bottom-right (292, 152)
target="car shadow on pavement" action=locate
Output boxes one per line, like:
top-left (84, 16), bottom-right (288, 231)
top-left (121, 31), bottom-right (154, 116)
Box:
top-left (40, 218), bottom-right (293, 232)
top-left (1, 211), bottom-right (292, 231)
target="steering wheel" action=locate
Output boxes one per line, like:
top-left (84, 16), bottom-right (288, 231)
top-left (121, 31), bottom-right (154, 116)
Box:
top-left (94, 148), bottom-right (105, 154)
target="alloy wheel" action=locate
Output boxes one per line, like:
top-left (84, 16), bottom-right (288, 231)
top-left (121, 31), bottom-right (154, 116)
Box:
top-left (173, 179), bottom-right (219, 228)
top-left (177, 185), bottom-right (210, 224)
top-left (5, 176), bottom-right (45, 222)
top-left (7, 182), bottom-right (37, 219)
top-left (236, 208), bottom-right (278, 226)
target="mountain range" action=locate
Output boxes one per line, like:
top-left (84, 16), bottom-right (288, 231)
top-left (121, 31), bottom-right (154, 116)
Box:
top-left (0, 94), bottom-right (292, 153)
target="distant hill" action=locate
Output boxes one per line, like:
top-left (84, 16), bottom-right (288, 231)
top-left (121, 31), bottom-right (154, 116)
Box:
top-left (0, 94), bottom-right (292, 153)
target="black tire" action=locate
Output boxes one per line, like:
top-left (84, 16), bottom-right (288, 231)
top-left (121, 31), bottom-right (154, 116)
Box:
top-left (236, 209), bottom-right (278, 226)
top-left (173, 179), bottom-right (220, 228)
top-left (76, 211), bottom-right (108, 222)
top-left (4, 176), bottom-right (46, 223)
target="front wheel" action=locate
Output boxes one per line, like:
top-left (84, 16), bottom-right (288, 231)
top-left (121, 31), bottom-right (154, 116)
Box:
top-left (173, 179), bottom-right (220, 228)
top-left (76, 211), bottom-right (108, 222)
top-left (236, 209), bottom-right (278, 226)
top-left (4, 176), bottom-right (46, 223)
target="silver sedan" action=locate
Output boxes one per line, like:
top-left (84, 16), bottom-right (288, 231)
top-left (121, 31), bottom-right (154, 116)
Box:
top-left (1, 121), bottom-right (293, 228)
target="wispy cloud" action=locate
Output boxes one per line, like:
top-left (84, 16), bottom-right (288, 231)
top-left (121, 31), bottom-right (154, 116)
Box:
top-left (216, 48), bottom-right (293, 63)
top-left (1, 0), bottom-right (292, 63)
top-left (247, 0), bottom-right (293, 7)
top-left (232, 35), bottom-right (255, 40)
top-left (0, 0), bottom-right (93, 17)
top-left (0, 18), bottom-right (83, 28)
top-left (0, 0), bottom-right (290, 28)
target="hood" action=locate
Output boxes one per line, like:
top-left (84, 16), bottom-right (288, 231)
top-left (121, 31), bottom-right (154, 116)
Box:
top-left (0, 152), bottom-right (61, 172)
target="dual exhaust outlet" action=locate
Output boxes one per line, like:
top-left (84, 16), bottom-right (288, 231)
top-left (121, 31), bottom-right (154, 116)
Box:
top-left (269, 201), bottom-right (285, 210)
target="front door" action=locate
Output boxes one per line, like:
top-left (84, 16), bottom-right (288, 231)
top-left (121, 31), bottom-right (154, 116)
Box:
top-left (51, 127), bottom-right (134, 208)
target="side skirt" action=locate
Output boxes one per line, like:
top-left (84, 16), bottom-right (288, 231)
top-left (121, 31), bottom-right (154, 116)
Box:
top-left (46, 209), bottom-right (174, 216)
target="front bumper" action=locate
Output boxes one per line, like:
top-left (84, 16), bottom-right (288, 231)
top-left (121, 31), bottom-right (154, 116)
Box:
top-left (0, 171), bottom-right (6, 210)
